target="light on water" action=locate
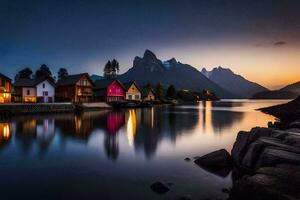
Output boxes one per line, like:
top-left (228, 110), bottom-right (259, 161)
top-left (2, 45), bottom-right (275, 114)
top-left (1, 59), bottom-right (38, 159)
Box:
top-left (0, 100), bottom-right (289, 199)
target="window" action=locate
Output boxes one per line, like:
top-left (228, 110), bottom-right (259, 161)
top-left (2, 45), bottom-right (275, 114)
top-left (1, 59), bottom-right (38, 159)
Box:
top-left (27, 90), bottom-right (30, 95)
top-left (135, 95), bottom-right (139, 99)
top-left (1, 79), bottom-right (4, 86)
top-left (128, 95), bottom-right (132, 100)
top-left (43, 83), bottom-right (45, 88)
top-left (43, 91), bottom-right (48, 96)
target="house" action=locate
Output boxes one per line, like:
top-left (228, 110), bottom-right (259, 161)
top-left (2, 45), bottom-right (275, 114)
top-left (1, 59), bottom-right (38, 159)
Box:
top-left (123, 81), bottom-right (142, 101)
top-left (141, 86), bottom-right (156, 101)
top-left (13, 77), bottom-right (55, 103)
top-left (55, 73), bottom-right (94, 103)
top-left (0, 73), bottom-right (12, 103)
top-left (94, 79), bottom-right (126, 102)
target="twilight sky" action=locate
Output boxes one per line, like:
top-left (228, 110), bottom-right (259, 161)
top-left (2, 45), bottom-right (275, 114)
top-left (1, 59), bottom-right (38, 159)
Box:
top-left (0, 0), bottom-right (299, 89)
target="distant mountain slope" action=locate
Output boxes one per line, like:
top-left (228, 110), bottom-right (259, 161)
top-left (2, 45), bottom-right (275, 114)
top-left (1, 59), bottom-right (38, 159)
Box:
top-left (252, 90), bottom-right (298, 99)
top-left (280, 81), bottom-right (300, 94)
top-left (118, 50), bottom-right (235, 98)
top-left (252, 81), bottom-right (300, 99)
top-left (90, 74), bottom-right (103, 82)
top-left (201, 67), bottom-right (268, 98)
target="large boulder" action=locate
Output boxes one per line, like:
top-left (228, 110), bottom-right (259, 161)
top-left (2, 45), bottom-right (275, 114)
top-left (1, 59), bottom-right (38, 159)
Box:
top-left (194, 149), bottom-right (232, 177)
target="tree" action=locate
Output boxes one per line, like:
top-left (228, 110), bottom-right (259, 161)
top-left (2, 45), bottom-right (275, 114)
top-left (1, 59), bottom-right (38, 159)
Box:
top-left (166, 84), bottom-right (177, 99)
top-left (155, 82), bottom-right (164, 100)
top-left (103, 59), bottom-right (120, 79)
top-left (103, 61), bottom-right (112, 79)
top-left (57, 68), bottom-right (69, 80)
top-left (35, 64), bottom-right (53, 79)
top-left (15, 67), bottom-right (33, 80)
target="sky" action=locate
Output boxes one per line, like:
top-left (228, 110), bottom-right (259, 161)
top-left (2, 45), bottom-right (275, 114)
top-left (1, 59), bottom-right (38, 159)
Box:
top-left (0, 0), bottom-right (299, 89)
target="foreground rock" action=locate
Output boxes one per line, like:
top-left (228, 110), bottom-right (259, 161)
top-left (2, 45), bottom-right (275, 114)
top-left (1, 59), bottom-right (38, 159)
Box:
top-left (194, 123), bottom-right (300, 200)
top-left (194, 149), bottom-right (232, 177)
top-left (150, 181), bottom-right (170, 194)
top-left (230, 126), bottom-right (300, 199)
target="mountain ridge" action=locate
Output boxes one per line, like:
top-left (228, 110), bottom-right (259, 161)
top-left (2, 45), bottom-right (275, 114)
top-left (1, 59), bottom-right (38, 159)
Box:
top-left (201, 66), bottom-right (268, 98)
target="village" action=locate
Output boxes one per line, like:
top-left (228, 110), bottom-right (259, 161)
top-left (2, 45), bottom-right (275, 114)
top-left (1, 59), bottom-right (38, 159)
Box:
top-left (0, 67), bottom-right (157, 113)
top-left (0, 62), bottom-right (218, 114)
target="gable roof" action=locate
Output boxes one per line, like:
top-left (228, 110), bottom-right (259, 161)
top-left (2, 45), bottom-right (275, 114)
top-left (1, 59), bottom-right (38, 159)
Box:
top-left (56, 73), bottom-right (94, 86)
top-left (13, 77), bottom-right (55, 87)
top-left (123, 81), bottom-right (142, 93)
top-left (0, 73), bottom-right (12, 81)
top-left (141, 86), bottom-right (156, 97)
top-left (94, 79), bottom-right (125, 90)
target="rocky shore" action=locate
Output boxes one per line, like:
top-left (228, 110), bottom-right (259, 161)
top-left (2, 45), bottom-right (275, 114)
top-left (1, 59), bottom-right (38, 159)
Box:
top-left (193, 97), bottom-right (300, 200)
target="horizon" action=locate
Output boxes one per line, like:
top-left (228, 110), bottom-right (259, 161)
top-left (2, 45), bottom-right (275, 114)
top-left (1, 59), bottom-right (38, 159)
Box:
top-left (1, 0), bottom-right (300, 89)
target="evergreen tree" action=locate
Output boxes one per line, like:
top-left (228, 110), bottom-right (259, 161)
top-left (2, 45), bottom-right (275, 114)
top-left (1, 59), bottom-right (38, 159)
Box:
top-left (57, 68), bottom-right (69, 80)
top-left (166, 84), bottom-right (177, 99)
top-left (35, 64), bottom-right (53, 79)
top-left (103, 60), bottom-right (112, 79)
top-left (103, 59), bottom-right (120, 79)
top-left (155, 82), bottom-right (164, 100)
top-left (15, 67), bottom-right (33, 80)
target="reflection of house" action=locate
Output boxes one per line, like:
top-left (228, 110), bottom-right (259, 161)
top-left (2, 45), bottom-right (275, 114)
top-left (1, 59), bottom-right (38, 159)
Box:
top-left (123, 81), bottom-right (142, 101)
top-left (36, 119), bottom-right (55, 146)
top-left (0, 73), bottom-right (12, 103)
top-left (141, 87), bottom-right (156, 101)
top-left (13, 77), bottom-right (55, 103)
top-left (94, 79), bottom-right (125, 102)
top-left (55, 73), bottom-right (94, 103)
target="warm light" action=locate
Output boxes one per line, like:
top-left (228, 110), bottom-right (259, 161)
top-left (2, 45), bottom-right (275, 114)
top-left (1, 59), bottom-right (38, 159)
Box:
top-left (127, 109), bottom-right (137, 146)
top-left (0, 123), bottom-right (11, 141)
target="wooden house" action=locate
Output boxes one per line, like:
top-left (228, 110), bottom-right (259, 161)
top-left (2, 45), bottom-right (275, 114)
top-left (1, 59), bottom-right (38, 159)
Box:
top-left (13, 77), bottom-right (55, 103)
top-left (0, 73), bottom-right (12, 103)
top-left (94, 79), bottom-right (125, 102)
top-left (141, 86), bottom-right (156, 101)
top-left (123, 81), bottom-right (142, 101)
top-left (55, 73), bottom-right (94, 103)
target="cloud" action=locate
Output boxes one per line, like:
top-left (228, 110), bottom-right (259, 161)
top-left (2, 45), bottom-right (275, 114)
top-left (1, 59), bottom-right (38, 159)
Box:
top-left (274, 41), bottom-right (287, 46)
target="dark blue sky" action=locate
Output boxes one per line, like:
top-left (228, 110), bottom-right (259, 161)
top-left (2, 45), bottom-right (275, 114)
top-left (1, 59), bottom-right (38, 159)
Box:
top-left (0, 0), bottom-right (299, 87)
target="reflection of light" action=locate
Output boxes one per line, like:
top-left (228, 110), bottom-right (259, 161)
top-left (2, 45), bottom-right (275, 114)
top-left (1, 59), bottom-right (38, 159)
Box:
top-left (151, 107), bottom-right (154, 128)
top-left (75, 115), bottom-right (82, 133)
top-left (0, 123), bottom-right (11, 140)
top-left (127, 109), bottom-right (137, 146)
top-left (199, 101), bottom-right (212, 133)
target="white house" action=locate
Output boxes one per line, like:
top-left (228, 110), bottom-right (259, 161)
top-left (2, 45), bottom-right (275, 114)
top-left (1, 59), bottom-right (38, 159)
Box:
top-left (13, 77), bottom-right (55, 103)
top-left (36, 79), bottom-right (55, 103)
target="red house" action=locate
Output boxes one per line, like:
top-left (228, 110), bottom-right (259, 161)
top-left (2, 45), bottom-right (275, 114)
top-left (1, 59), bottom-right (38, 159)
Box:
top-left (94, 79), bottom-right (126, 102)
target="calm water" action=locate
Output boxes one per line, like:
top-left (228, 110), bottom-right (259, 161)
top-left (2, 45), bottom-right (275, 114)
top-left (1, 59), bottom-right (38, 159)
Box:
top-left (0, 100), bottom-right (289, 200)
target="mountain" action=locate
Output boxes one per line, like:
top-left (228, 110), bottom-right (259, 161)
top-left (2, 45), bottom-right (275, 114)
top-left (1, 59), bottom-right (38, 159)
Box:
top-left (90, 74), bottom-right (103, 82)
top-left (252, 90), bottom-right (298, 99)
top-left (201, 66), bottom-right (268, 98)
top-left (280, 81), bottom-right (300, 94)
top-left (252, 81), bottom-right (300, 99)
top-left (118, 50), bottom-right (235, 98)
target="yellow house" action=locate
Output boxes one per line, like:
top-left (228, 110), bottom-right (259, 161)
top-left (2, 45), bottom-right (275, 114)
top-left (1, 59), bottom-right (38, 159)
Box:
top-left (0, 73), bottom-right (12, 103)
top-left (123, 81), bottom-right (142, 101)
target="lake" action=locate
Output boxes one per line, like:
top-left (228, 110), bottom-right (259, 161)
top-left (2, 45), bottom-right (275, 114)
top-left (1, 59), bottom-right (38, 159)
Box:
top-left (0, 100), bottom-right (289, 200)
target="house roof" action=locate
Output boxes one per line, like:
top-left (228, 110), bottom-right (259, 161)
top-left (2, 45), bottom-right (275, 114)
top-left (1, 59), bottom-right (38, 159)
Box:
top-left (13, 77), bottom-right (55, 87)
top-left (94, 79), bottom-right (125, 90)
top-left (56, 73), bottom-right (94, 86)
top-left (123, 81), bottom-right (142, 93)
top-left (0, 73), bottom-right (12, 81)
top-left (141, 86), bottom-right (156, 97)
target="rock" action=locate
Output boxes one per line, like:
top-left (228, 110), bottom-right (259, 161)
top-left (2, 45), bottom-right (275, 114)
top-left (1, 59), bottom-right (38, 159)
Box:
top-left (289, 121), bottom-right (300, 129)
top-left (184, 157), bottom-right (191, 161)
top-left (221, 188), bottom-right (230, 194)
top-left (150, 181), bottom-right (170, 194)
top-left (194, 149), bottom-right (232, 177)
top-left (231, 131), bottom-right (250, 167)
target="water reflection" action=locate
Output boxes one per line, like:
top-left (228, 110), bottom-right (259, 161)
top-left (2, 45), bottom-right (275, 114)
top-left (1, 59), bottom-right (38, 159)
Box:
top-left (0, 123), bottom-right (12, 148)
top-left (0, 100), bottom-right (286, 159)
